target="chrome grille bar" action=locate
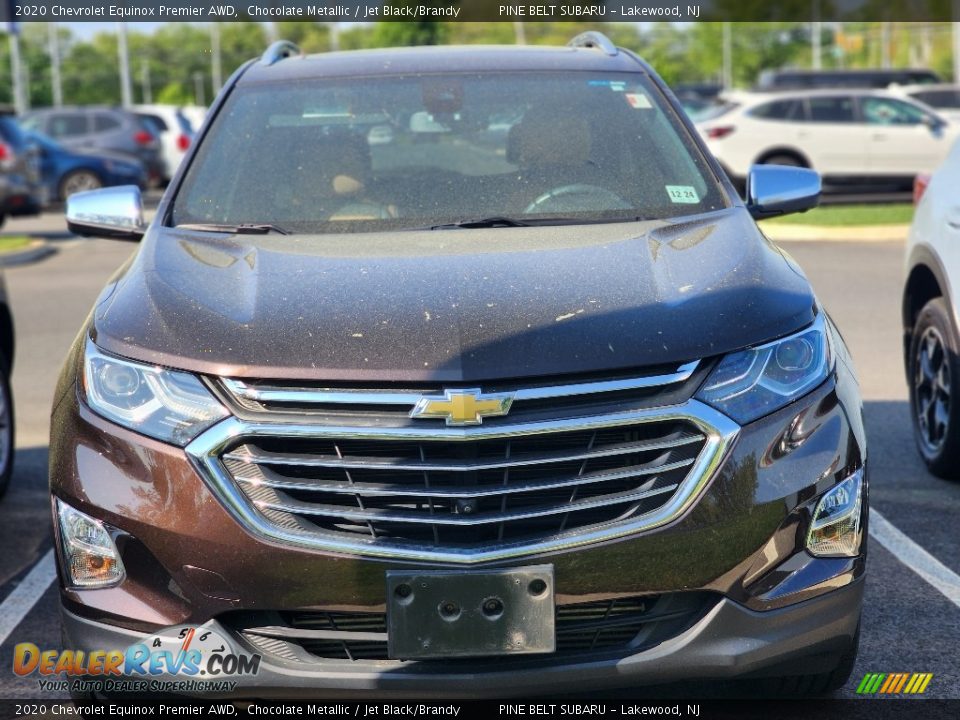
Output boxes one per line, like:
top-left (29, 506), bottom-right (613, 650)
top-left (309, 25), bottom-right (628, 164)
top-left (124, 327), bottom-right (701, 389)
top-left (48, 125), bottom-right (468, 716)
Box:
top-left (222, 431), bottom-right (703, 472)
top-left (221, 361), bottom-right (699, 407)
top-left (254, 483), bottom-right (680, 526)
top-left (228, 457), bottom-right (695, 498)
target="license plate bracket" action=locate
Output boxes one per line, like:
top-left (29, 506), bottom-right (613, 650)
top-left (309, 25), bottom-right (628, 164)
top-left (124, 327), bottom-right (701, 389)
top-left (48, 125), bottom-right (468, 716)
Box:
top-left (386, 565), bottom-right (555, 659)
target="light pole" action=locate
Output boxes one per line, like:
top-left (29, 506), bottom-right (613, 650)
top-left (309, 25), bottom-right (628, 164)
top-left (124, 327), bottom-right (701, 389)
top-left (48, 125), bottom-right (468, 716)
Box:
top-left (722, 22), bottom-right (732, 89)
top-left (211, 22), bottom-right (222, 94)
top-left (8, 33), bottom-right (25, 114)
top-left (953, 4), bottom-right (960, 82)
top-left (118, 22), bottom-right (133, 107)
top-left (49, 22), bottom-right (63, 106)
top-left (193, 72), bottom-right (205, 107)
top-left (141, 62), bottom-right (152, 105)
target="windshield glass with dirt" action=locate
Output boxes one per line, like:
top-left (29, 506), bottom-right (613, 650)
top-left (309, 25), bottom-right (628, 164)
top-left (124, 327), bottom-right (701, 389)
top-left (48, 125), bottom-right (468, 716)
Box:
top-left (171, 72), bottom-right (727, 233)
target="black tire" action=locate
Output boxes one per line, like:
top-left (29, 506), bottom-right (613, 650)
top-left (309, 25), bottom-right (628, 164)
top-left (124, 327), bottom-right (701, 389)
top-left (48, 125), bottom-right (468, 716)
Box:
top-left (0, 214), bottom-right (6, 229)
top-left (762, 621), bottom-right (860, 697)
top-left (760, 153), bottom-right (805, 168)
top-left (0, 354), bottom-right (14, 499)
top-left (908, 297), bottom-right (960, 479)
top-left (58, 169), bottom-right (102, 200)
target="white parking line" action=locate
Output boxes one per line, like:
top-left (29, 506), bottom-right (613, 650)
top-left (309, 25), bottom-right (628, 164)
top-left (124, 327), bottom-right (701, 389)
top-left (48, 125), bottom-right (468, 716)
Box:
top-left (0, 550), bottom-right (56, 646)
top-left (870, 508), bottom-right (960, 609)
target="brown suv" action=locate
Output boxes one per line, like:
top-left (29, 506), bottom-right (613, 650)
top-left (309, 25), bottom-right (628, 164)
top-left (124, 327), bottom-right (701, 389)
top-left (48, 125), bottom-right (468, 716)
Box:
top-left (53, 35), bottom-right (867, 697)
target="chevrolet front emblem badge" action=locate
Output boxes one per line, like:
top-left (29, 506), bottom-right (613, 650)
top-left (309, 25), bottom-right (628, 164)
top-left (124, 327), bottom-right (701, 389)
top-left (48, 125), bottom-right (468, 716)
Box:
top-left (410, 388), bottom-right (514, 426)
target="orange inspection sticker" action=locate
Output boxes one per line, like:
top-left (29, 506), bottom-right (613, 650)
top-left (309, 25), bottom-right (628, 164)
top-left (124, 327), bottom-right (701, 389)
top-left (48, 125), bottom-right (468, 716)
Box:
top-left (625, 92), bottom-right (652, 109)
top-left (666, 185), bottom-right (700, 203)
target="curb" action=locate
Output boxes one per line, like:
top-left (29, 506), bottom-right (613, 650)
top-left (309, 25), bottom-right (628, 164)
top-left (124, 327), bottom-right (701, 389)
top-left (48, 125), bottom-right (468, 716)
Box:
top-left (759, 223), bottom-right (910, 243)
top-left (0, 240), bottom-right (57, 267)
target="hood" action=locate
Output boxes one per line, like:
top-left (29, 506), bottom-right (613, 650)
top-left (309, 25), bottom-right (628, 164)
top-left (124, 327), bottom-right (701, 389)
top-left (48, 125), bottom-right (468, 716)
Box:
top-left (92, 208), bottom-right (815, 383)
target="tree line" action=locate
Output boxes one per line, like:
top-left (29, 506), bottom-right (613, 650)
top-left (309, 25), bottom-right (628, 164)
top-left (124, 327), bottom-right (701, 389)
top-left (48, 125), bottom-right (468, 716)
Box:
top-left (0, 21), bottom-right (954, 110)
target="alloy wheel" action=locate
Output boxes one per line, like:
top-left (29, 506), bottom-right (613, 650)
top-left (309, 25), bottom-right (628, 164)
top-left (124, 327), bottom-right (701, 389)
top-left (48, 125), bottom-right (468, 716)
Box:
top-left (914, 325), bottom-right (952, 454)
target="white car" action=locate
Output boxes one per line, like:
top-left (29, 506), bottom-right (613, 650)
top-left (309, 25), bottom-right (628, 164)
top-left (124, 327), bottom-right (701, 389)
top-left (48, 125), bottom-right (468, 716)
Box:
top-left (132, 104), bottom-right (195, 182)
top-left (698, 89), bottom-right (958, 189)
top-left (887, 83), bottom-right (960, 122)
top-left (904, 137), bottom-right (960, 477)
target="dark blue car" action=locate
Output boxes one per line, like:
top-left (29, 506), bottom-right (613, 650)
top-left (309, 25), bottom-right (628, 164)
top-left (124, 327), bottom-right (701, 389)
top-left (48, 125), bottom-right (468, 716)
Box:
top-left (26, 131), bottom-right (146, 203)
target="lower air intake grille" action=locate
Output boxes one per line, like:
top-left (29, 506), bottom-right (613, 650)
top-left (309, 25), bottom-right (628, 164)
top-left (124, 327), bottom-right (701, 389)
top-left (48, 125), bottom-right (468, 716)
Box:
top-left (226, 592), bottom-right (717, 665)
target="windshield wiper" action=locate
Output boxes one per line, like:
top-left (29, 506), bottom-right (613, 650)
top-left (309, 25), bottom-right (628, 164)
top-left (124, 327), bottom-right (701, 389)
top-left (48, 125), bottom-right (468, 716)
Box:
top-left (425, 216), bottom-right (533, 230)
top-left (404, 216), bottom-right (648, 231)
top-left (175, 222), bottom-right (291, 235)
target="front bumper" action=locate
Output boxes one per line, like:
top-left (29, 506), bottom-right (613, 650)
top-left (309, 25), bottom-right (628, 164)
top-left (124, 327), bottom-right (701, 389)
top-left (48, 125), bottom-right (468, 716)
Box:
top-left (60, 578), bottom-right (863, 698)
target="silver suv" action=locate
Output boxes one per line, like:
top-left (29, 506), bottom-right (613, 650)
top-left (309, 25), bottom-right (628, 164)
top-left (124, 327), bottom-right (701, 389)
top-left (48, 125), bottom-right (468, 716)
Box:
top-left (21, 107), bottom-right (164, 186)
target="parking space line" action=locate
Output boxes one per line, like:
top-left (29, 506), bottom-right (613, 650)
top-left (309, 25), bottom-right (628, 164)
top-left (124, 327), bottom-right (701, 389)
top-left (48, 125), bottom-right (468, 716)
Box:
top-left (870, 509), bottom-right (960, 609)
top-left (0, 550), bottom-right (56, 646)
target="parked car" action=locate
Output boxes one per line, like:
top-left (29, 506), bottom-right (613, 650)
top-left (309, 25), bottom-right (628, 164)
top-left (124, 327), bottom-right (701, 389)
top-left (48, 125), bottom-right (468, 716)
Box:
top-left (0, 110), bottom-right (42, 228)
top-left (133, 104), bottom-right (195, 183)
top-left (20, 107), bottom-right (164, 187)
top-left (903, 138), bottom-right (960, 477)
top-left (698, 89), bottom-right (958, 190)
top-left (888, 83), bottom-right (960, 122)
top-left (757, 68), bottom-right (941, 91)
top-left (26, 131), bottom-right (146, 202)
top-left (57, 34), bottom-right (866, 697)
top-left (180, 105), bottom-right (208, 135)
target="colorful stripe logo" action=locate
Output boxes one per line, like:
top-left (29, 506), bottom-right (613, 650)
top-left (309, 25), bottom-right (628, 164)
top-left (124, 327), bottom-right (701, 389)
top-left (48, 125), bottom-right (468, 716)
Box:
top-left (856, 673), bottom-right (933, 694)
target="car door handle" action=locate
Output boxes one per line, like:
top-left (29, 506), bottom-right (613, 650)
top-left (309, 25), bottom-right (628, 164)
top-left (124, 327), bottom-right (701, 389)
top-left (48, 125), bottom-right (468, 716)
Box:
top-left (872, 133), bottom-right (888, 141)
top-left (947, 210), bottom-right (960, 230)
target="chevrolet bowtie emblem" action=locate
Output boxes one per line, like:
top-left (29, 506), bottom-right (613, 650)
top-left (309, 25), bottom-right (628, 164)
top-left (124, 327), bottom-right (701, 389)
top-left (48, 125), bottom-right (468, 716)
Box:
top-left (410, 389), bottom-right (514, 426)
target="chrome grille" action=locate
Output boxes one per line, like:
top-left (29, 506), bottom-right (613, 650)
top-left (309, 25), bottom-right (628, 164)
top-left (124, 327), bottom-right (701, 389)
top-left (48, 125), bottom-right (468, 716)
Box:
top-left (220, 422), bottom-right (703, 547)
top-left (189, 376), bottom-right (739, 563)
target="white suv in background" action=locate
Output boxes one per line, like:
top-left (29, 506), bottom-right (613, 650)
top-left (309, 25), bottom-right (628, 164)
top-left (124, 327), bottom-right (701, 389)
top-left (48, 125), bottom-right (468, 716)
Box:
top-left (904, 139), bottom-right (960, 477)
top-left (698, 90), bottom-right (958, 189)
top-left (887, 83), bottom-right (960, 122)
top-left (133, 104), bottom-right (195, 183)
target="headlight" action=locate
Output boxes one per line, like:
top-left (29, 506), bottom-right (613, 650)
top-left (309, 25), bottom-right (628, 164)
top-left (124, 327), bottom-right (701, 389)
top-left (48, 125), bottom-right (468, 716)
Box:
top-left (695, 313), bottom-right (831, 424)
top-left (82, 339), bottom-right (228, 446)
top-left (57, 499), bottom-right (125, 588)
top-left (806, 471), bottom-right (864, 557)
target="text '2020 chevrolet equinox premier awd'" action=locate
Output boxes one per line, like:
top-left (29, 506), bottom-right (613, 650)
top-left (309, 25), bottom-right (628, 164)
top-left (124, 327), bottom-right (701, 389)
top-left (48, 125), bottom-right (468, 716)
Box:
top-left (53, 34), bottom-right (867, 697)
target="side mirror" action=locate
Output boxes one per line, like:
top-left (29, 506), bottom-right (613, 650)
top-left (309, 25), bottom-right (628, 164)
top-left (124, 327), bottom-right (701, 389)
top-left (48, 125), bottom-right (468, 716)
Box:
top-left (66, 185), bottom-right (145, 241)
top-left (746, 165), bottom-right (821, 220)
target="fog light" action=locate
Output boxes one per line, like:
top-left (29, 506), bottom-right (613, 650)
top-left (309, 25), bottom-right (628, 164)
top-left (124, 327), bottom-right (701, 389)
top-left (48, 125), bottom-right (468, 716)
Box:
top-left (56, 500), bottom-right (125, 588)
top-left (806, 471), bottom-right (864, 558)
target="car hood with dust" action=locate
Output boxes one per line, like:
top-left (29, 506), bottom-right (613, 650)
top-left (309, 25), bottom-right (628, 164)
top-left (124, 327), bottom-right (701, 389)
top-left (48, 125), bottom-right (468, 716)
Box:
top-left (90, 207), bottom-right (815, 383)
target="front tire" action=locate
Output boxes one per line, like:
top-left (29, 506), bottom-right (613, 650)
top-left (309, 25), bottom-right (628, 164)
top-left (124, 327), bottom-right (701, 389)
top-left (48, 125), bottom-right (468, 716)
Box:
top-left (760, 153), bottom-right (805, 168)
top-left (909, 297), bottom-right (960, 479)
top-left (59, 170), bottom-right (102, 200)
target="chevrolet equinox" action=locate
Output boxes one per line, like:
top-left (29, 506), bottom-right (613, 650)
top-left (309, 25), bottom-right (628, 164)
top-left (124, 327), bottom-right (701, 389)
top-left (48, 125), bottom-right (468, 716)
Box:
top-left (54, 34), bottom-right (867, 697)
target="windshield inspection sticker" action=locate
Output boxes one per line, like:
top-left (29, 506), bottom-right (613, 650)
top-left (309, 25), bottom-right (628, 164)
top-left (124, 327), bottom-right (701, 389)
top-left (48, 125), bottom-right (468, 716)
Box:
top-left (625, 92), bottom-right (652, 109)
top-left (666, 185), bottom-right (700, 204)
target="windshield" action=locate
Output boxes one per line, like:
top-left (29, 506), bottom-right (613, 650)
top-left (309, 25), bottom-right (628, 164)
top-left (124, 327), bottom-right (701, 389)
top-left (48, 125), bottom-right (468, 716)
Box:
top-left (171, 72), bottom-right (726, 234)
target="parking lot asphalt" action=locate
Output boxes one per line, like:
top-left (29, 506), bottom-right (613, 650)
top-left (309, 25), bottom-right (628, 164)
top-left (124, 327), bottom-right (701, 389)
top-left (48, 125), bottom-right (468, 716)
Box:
top-left (0, 210), bottom-right (956, 701)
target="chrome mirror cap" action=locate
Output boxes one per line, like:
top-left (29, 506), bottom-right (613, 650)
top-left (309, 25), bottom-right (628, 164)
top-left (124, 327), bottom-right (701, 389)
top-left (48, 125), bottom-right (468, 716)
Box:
top-left (746, 165), bottom-right (821, 220)
top-left (66, 185), bottom-right (146, 242)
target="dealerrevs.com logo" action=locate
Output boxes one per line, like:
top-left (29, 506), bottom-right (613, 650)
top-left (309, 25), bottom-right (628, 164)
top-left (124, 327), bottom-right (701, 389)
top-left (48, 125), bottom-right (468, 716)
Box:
top-left (13, 625), bottom-right (261, 694)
